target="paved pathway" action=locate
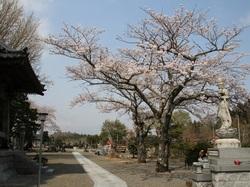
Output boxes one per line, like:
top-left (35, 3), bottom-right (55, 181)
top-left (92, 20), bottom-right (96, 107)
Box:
top-left (73, 152), bottom-right (127, 187)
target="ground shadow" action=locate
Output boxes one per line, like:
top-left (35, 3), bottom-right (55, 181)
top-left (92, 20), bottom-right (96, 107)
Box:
top-left (48, 163), bottom-right (86, 175)
top-left (3, 152), bottom-right (88, 187)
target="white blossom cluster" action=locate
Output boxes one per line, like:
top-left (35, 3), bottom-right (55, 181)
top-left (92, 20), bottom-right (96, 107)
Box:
top-left (45, 8), bottom-right (250, 126)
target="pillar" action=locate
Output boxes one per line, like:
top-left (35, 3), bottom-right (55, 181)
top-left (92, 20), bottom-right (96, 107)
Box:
top-left (1, 96), bottom-right (10, 149)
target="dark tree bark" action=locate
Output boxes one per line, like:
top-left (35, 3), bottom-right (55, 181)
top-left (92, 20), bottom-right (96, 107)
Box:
top-left (156, 111), bottom-right (173, 172)
top-left (137, 129), bottom-right (147, 163)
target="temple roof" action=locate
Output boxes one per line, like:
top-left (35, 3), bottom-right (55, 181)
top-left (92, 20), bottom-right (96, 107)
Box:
top-left (0, 42), bottom-right (45, 95)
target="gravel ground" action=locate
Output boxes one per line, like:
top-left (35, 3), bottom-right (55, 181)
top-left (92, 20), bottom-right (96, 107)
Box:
top-left (80, 151), bottom-right (192, 187)
top-left (4, 151), bottom-right (191, 187)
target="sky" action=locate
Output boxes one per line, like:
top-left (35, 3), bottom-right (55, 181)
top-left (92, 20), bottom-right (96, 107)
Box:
top-left (18, 0), bottom-right (250, 134)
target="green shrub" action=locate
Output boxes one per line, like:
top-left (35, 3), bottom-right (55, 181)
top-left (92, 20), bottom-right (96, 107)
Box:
top-left (128, 142), bottom-right (137, 158)
top-left (185, 141), bottom-right (212, 168)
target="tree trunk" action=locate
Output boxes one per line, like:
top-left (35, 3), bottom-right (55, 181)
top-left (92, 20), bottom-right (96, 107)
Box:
top-left (156, 129), bottom-right (169, 172)
top-left (133, 115), bottom-right (148, 163)
top-left (156, 112), bottom-right (172, 172)
top-left (137, 132), bottom-right (147, 163)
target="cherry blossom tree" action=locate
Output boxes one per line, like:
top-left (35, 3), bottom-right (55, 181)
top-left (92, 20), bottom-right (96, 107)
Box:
top-left (45, 8), bottom-right (250, 171)
top-left (119, 8), bottom-right (250, 171)
top-left (45, 24), bottom-right (156, 162)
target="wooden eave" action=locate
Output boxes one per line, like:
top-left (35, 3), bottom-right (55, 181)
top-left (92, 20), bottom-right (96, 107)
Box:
top-left (0, 43), bottom-right (45, 95)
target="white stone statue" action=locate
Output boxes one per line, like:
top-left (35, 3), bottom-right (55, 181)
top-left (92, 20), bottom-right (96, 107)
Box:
top-left (217, 81), bottom-right (232, 130)
top-left (215, 80), bottom-right (237, 139)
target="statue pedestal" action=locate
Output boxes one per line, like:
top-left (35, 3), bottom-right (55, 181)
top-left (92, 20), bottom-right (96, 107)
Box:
top-left (215, 127), bottom-right (238, 139)
top-left (208, 148), bottom-right (250, 187)
top-left (215, 138), bottom-right (240, 148)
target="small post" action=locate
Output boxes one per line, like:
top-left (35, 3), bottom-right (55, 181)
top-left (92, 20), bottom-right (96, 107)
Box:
top-left (238, 115), bottom-right (241, 145)
top-left (117, 133), bottom-right (118, 145)
top-left (38, 113), bottom-right (48, 187)
top-left (212, 122), bottom-right (215, 139)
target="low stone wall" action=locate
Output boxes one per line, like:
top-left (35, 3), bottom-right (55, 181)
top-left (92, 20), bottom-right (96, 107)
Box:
top-left (13, 151), bottom-right (38, 174)
top-left (0, 150), bottom-right (38, 182)
top-left (0, 150), bottom-right (16, 182)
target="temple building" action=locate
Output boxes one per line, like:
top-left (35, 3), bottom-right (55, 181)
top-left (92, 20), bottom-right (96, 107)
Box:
top-left (0, 42), bottom-right (44, 149)
top-left (0, 42), bottom-right (45, 183)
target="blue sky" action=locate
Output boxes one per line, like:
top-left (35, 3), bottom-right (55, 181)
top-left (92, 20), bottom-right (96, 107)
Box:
top-left (20, 0), bottom-right (250, 134)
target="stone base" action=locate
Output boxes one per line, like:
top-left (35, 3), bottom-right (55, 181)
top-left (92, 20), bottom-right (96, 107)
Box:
top-left (208, 147), bottom-right (250, 187)
top-left (208, 148), bottom-right (250, 172)
top-left (212, 172), bottom-right (250, 187)
top-left (215, 138), bottom-right (240, 148)
top-left (192, 172), bottom-right (212, 182)
top-left (215, 127), bottom-right (237, 138)
top-left (192, 181), bottom-right (212, 187)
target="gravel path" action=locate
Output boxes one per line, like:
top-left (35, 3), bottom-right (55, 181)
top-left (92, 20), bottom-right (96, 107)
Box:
top-left (80, 151), bottom-right (191, 187)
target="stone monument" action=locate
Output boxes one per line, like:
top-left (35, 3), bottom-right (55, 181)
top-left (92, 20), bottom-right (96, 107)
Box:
top-left (208, 80), bottom-right (250, 187)
top-left (214, 80), bottom-right (240, 148)
top-left (192, 80), bottom-right (250, 187)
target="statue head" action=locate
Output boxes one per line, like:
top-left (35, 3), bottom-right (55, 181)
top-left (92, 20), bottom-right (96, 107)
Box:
top-left (217, 78), bottom-right (229, 99)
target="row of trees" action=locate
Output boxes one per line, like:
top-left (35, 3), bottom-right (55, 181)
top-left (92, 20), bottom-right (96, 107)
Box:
top-left (45, 7), bottom-right (250, 171)
top-left (50, 119), bottom-right (126, 150)
top-left (51, 131), bottom-right (99, 149)
top-left (46, 102), bottom-right (250, 167)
